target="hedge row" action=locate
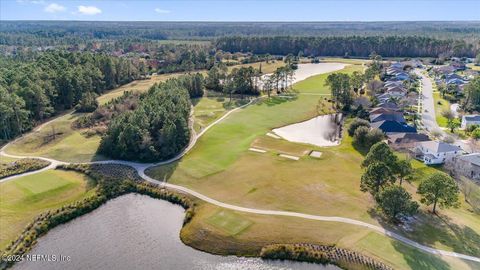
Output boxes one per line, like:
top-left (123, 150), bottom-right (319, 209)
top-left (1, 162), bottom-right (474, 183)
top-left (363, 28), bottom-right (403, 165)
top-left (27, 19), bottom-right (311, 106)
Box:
top-left (260, 243), bottom-right (393, 270)
top-left (0, 164), bottom-right (195, 270)
top-left (0, 158), bottom-right (50, 179)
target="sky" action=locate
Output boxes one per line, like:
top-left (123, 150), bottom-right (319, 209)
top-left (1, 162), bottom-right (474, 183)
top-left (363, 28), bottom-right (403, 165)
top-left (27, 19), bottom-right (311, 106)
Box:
top-left (1, 0), bottom-right (480, 21)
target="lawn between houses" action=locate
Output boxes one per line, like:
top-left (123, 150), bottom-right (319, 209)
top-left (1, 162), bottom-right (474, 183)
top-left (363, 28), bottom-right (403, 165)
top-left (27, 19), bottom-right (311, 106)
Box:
top-left (147, 64), bottom-right (480, 269)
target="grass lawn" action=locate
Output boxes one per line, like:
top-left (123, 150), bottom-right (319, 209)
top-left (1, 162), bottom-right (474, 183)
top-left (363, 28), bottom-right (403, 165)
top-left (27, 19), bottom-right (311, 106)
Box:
top-left (182, 203), bottom-right (476, 270)
top-left (433, 92), bottom-right (451, 127)
top-left (227, 60), bottom-right (285, 74)
top-left (147, 63), bottom-right (479, 268)
top-left (192, 95), bottom-right (248, 133)
top-left (4, 113), bottom-right (106, 163)
top-left (467, 63), bottom-right (480, 71)
top-left (206, 209), bottom-right (253, 235)
top-left (98, 60), bottom-right (283, 106)
top-left (97, 71), bottom-right (207, 105)
top-left (0, 169), bottom-right (94, 249)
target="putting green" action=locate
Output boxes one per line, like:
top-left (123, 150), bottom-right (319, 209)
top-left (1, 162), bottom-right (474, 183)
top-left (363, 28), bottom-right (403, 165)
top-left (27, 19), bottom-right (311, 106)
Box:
top-left (207, 209), bottom-right (253, 235)
top-left (0, 169), bottom-right (94, 248)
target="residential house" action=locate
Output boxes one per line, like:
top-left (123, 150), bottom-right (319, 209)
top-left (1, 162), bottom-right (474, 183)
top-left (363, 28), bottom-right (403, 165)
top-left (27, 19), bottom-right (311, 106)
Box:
top-left (414, 141), bottom-right (462, 165)
top-left (370, 112), bottom-right (406, 123)
top-left (378, 102), bottom-right (400, 110)
top-left (461, 115), bottom-right (480, 129)
top-left (387, 132), bottom-right (430, 150)
top-left (370, 107), bottom-right (399, 115)
top-left (370, 120), bottom-right (416, 134)
top-left (452, 153), bottom-right (480, 182)
top-left (451, 61), bottom-right (466, 71)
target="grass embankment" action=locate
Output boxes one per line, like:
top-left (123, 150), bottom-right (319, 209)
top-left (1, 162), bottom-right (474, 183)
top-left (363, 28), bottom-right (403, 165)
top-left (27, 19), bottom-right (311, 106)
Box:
top-left (4, 113), bottom-right (105, 163)
top-left (148, 63), bottom-right (479, 269)
top-left (0, 170), bottom-right (94, 249)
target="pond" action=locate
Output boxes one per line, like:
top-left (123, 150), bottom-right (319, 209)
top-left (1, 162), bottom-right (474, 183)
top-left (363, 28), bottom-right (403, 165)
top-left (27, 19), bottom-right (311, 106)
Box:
top-left (273, 114), bottom-right (343, 147)
top-left (14, 194), bottom-right (339, 270)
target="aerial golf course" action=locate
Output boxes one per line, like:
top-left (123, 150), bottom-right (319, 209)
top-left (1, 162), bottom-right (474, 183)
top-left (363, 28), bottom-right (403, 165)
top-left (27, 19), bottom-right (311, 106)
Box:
top-left (1, 60), bottom-right (479, 270)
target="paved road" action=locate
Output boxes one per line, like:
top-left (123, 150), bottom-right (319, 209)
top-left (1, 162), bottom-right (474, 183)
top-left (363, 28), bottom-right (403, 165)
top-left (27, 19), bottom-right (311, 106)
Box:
top-left (1, 70), bottom-right (480, 264)
top-left (416, 70), bottom-right (472, 153)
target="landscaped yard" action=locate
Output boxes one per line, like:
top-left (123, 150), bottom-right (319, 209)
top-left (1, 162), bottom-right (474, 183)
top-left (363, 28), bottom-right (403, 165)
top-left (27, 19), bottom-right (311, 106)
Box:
top-left (0, 169), bottom-right (94, 249)
top-left (433, 92), bottom-right (451, 127)
top-left (4, 113), bottom-right (106, 163)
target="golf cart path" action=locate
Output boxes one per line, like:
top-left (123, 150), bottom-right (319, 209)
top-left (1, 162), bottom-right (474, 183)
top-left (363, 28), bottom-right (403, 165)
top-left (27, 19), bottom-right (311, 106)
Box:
top-left (1, 68), bottom-right (480, 264)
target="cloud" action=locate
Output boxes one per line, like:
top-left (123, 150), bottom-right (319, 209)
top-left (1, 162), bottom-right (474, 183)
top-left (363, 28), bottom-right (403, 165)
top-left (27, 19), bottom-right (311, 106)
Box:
top-left (44, 3), bottom-right (65, 13)
top-left (154, 8), bottom-right (171, 14)
top-left (77, 5), bottom-right (102, 15)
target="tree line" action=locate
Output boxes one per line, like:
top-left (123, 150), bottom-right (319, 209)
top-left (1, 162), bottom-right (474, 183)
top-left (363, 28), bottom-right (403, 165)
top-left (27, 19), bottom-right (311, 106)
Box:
top-left (0, 51), bottom-right (142, 142)
top-left (216, 36), bottom-right (478, 58)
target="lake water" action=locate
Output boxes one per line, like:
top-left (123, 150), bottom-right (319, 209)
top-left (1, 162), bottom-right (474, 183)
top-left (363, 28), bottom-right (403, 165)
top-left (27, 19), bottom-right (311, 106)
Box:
top-left (273, 114), bottom-right (343, 147)
top-left (14, 194), bottom-right (339, 270)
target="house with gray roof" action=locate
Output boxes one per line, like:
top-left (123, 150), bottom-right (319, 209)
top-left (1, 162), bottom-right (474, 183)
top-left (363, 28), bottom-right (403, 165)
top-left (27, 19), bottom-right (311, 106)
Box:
top-left (370, 112), bottom-right (406, 123)
top-left (461, 115), bottom-right (480, 129)
top-left (387, 133), bottom-right (430, 150)
top-left (452, 153), bottom-right (480, 182)
top-left (414, 141), bottom-right (462, 165)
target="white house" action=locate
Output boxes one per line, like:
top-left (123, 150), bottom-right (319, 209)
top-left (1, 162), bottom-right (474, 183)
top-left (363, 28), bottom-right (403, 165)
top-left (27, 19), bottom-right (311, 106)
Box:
top-left (414, 141), bottom-right (462, 165)
top-left (461, 115), bottom-right (480, 129)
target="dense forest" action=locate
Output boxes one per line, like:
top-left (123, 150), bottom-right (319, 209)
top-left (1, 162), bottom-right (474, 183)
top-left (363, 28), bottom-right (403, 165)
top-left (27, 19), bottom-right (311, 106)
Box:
top-left (0, 51), bottom-right (141, 142)
top-left (216, 36), bottom-right (479, 58)
top-left (98, 81), bottom-right (191, 162)
top-left (2, 21), bottom-right (480, 46)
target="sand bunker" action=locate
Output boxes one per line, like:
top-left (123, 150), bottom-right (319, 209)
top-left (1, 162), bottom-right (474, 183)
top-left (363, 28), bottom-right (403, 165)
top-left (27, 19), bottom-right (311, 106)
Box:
top-left (249, 148), bottom-right (267, 153)
top-left (291, 63), bottom-right (348, 84)
top-left (273, 114), bottom-right (342, 147)
top-left (279, 154), bottom-right (300, 160)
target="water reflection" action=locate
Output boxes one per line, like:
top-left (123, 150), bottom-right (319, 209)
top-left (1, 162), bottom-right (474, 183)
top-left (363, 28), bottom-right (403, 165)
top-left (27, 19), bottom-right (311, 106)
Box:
top-left (15, 194), bottom-right (338, 270)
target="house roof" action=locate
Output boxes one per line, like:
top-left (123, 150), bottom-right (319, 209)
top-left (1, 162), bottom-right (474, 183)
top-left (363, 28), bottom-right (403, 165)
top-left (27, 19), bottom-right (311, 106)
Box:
top-left (417, 141), bottom-right (462, 153)
top-left (370, 112), bottom-right (406, 123)
top-left (463, 115), bottom-right (480, 122)
top-left (457, 153), bottom-right (480, 167)
top-left (370, 107), bottom-right (397, 114)
top-left (378, 102), bottom-right (400, 110)
top-left (387, 132), bottom-right (430, 144)
top-left (370, 120), bottom-right (416, 133)
top-left (386, 86), bottom-right (406, 93)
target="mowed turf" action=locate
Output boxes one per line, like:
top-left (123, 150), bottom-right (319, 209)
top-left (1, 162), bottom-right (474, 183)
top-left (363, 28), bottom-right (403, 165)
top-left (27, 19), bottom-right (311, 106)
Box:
top-left (0, 169), bottom-right (94, 249)
top-left (97, 71), bottom-right (207, 105)
top-left (433, 92), bottom-right (451, 128)
top-left (206, 209), bottom-right (253, 235)
top-left (4, 113), bottom-right (105, 163)
top-left (148, 63), bottom-right (480, 269)
top-left (192, 96), bottom-right (247, 133)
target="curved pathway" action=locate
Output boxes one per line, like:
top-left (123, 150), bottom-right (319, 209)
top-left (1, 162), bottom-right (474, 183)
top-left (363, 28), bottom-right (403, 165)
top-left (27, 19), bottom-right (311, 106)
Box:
top-left (1, 70), bottom-right (480, 264)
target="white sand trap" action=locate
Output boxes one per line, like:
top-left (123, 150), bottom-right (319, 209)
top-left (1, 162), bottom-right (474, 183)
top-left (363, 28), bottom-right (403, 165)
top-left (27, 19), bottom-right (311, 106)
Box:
top-left (273, 114), bottom-right (342, 147)
top-left (279, 154), bottom-right (300, 160)
top-left (266, 132), bottom-right (281, 139)
top-left (291, 63), bottom-right (348, 84)
top-left (249, 148), bottom-right (267, 153)
top-left (310, 151), bottom-right (323, 158)
top-left (258, 63), bottom-right (348, 90)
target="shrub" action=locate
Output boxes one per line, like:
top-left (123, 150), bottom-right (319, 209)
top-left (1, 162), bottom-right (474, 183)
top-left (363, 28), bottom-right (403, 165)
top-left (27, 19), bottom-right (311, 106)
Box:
top-left (0, 158), bottom-right (50, 179)
top-left (348, 118), bottom-right (370, 136)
